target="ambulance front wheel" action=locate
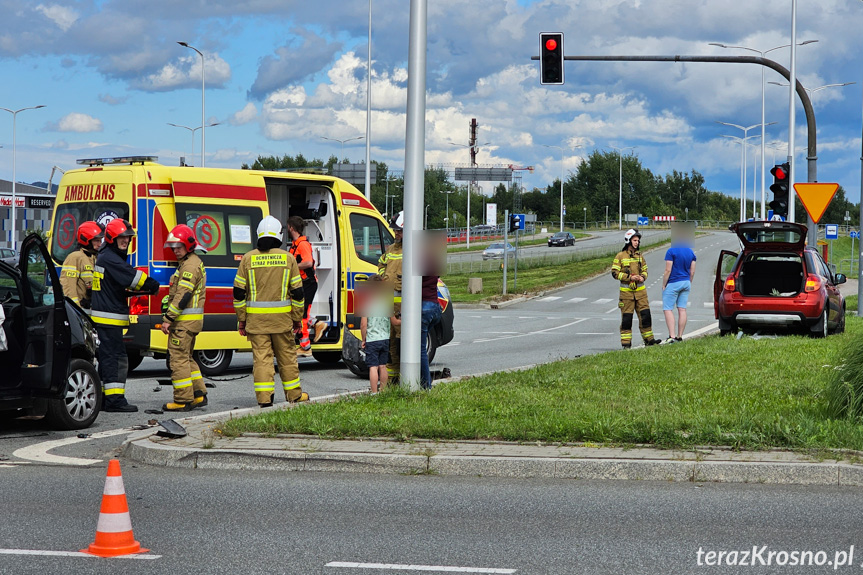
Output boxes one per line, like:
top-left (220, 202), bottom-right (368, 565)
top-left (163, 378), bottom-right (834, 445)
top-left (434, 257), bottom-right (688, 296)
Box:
top-left (194, 349), bottom-right (234, 376)
top-left (312, 351), bottom-right (342, 364)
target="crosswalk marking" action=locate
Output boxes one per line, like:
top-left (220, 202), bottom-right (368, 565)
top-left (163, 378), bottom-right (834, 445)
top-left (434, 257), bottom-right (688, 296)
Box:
top-left (538, 296), bottom-right (562, 302)
top-left (566, 297), bottom-right (587, 303)
top-left (593, 298), bottom-right (612, 304)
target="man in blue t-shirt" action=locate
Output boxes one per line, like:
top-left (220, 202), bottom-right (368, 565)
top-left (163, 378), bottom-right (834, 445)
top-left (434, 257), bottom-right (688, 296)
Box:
top-left (660, 233), bottom-right (696, 344)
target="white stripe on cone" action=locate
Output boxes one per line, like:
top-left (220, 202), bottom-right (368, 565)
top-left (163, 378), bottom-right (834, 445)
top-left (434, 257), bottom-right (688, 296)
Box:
top-left (95, 512), bottom-right (134, 534)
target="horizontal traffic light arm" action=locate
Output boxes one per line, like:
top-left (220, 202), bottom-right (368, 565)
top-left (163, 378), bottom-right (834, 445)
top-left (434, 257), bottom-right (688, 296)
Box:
top-left (530, 53), bottom-right (817, 181)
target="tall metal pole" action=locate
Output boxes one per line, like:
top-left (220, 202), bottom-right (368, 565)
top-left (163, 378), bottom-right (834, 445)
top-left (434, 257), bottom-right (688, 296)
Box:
top-left (178, 42), bottom-right (205, 167)
top-left (760, 65), bottom-right (766, 219)
top-left (400, 0), bottom-right (426, 390)
top-left (858, 74), bottom-right (863, 315)
top-left (364, 0), bottom-right (373, 200)
top-left (619, 152), bottom-right (623, 230)
top-left (787, 0), bottom-right (797, 225)
top-left (1, 105), bottom-right (45, 249)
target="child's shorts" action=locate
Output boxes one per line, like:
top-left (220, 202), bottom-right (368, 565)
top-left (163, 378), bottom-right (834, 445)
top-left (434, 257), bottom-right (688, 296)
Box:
top-left (364, 339), bottom-right (389, 367)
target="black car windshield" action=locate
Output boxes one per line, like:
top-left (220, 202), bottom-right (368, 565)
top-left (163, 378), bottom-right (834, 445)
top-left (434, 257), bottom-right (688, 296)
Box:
top-left (488, 243), bottom-right (504, 249)
top-left (552, 233), bottom-right (567, 238)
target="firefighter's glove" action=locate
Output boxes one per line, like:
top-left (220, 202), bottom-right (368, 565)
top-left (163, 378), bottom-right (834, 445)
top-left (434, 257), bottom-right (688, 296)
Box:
top-left (629, 281), bottom-right (637, 290)
top-left (160, 295), bottom-right (170, 315)
top-left (80, 297), bottom-right (91, 309)
top-left (143, 277), bottom-right (160, 295)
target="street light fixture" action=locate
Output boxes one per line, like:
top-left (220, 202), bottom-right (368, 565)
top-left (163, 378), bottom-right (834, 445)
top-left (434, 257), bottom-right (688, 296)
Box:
top-left (449, 141), bottom-right (490, 248)
top-left (168, 122), bottom-right (221, 166)
top-left (609, 144), bottom-right (636, 230)
top-left (716, 121), bottom-right (775, 221)
top-left (768, 81), bottom-right (855, 96)
top-left (709, 40), bottom-right (817, 219)
top-left (321, 135), bottom-right (365, 160)
top-left (543, 143), bottom-right (582, 232)
top-left (177, 41), bottom-right (206, 167)
top-left (439, 189), bottom-right (455, 232)
top-left (0, 104), bottom-right (46, 248)
top-left (721, 133), bottom-right (761, 220)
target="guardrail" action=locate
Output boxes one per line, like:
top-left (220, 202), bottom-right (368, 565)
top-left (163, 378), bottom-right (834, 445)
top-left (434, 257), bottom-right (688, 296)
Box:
top-left (445, 229), bottom-right (672, 275)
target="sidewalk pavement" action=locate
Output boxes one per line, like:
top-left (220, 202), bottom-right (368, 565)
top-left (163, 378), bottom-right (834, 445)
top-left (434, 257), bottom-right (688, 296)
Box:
top-left (123, 398), bottom-right (863, 486)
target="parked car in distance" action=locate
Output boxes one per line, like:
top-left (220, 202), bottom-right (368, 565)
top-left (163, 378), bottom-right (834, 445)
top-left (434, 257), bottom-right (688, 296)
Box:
top-left (714, 221), bottom-right (846, 337)
top-left (482, 242), bottom-right (516, 260)
top-left (548, 232), bottom-right (576, 247)
top-left (0, 247), bottom-right (17, 267)
top-left (0, 234), bottom-right (102, 429)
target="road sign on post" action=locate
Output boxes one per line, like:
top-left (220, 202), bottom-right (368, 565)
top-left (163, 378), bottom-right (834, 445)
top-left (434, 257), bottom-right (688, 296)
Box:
top-left (825, 224), bottom-right (839, 240)
top-left (793, 182), bottom-right (839, 224)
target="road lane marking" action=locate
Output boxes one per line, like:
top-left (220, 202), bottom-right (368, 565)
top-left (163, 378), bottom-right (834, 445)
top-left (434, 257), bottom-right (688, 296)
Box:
top-left (593, 298), bottom-right (612, 304)
top-left (566, 297), bottom-right (587, 303)
top-left (0, 548), bottom-right (161, 559)
top-left (471, 318), bottom-right (588, 344)
top-left (12, 428), bottom-right (139, 466)
top-left (325, 562), bottom-right (515, 573)
top-left (605, 307), bottom-right (618, 314)
top-left (537, 296), bottom-right (561, 302)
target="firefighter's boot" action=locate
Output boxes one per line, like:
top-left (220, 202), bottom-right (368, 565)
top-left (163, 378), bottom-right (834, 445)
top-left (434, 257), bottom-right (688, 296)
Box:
top-left (163, 401), bottom-right (198, 412)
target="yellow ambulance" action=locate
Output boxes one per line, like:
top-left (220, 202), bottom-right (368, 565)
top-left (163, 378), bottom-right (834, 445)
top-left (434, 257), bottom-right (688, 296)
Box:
top-left (47, 156), bottom-right (453, 375)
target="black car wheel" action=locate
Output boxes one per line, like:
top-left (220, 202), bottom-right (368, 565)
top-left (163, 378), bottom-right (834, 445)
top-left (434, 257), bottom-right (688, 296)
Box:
top-left (194, 349), bottom-right (234, 376)
top-left (835, 305), bottom-right (846, 334)
top-left (718, 316), bottom-right (736, 336)
top-left (809, 307), bottom-right (828, 339)
top-left (45, 358), bottom-right (101, 430)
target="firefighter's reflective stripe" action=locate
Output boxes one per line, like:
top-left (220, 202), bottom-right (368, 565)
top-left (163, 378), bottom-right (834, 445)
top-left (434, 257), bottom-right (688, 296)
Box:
top-left (282, 377), bottom-right (301, 391)
top-left (172, 376), bottom-right (193, 389)
top-left (129, 269), bottom-right (147, 290)
top-left (175, 307), bottom-right (204, 321)
top-left (619, 285), bottom-right (646, 292)
top-left (254, 382), bottom-right (275, 392)
top-left (393, 289), bottom-right (402, 304)
top-left (103, 382), bottom-right (126, 395)
top-left (90, 310), bottom-right (130, 326)
top-left (61, 266), bottom-right (79, 277)
top-left (178, 279), bottom-right (195, 291)
top-left (234, 275), bottom-right (247, 286)
top-left (93, 265), bottom-right (104, 291)
top-left (246, 300), bottom-right (292, 314)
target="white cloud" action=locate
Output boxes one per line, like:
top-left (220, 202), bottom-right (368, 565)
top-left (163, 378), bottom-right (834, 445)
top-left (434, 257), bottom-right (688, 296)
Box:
top-left (230, 102), bottom-right (258, 126)
top-left (98, 93), bottom-right (128, 106)
top-left (34, 3), bottom-right (79, 32)
top-left (133, 53), bottom-right (231, 92)
top-left (45, 113), bottom-right (104, 133)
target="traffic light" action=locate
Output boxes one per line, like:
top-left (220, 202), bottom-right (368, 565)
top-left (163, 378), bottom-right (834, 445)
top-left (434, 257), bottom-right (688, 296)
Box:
top-left (509, 213), bottom-right (519, 233)
top-left (769, 162), bottom-right (791, 219)
top-left (540, 32), bottom-right (564, 85)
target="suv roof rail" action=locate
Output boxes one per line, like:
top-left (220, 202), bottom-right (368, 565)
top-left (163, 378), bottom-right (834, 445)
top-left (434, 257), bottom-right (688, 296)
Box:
top-left (76, 156), bottom-right (158, 166)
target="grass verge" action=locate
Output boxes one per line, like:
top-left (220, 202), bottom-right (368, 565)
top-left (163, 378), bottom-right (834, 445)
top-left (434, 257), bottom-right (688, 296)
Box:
top-left (221, 318), bottom-right (863, 451)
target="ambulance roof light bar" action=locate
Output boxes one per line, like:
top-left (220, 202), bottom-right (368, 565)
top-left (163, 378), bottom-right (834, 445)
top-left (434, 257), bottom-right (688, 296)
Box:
top-left (76, 156), bottom-right (159, 166)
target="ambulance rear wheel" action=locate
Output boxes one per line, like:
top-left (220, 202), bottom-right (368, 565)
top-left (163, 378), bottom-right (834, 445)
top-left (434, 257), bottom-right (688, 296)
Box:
top-left (194, 349), bottom-right (233, 376)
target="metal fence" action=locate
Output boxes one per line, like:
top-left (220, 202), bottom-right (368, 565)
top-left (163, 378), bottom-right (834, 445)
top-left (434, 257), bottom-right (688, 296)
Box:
top-left (445, 229), bottom-right (672, 275)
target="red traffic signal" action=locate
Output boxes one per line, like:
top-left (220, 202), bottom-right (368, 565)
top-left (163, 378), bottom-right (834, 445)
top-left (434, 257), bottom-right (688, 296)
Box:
top-left (771, 165), bottom-right (787, 180)
top-left (540, 32), bottom-right (564, 85)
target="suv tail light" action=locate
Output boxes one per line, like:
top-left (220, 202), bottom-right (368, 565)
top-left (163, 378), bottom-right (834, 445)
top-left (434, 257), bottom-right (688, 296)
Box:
top-left (805, 274), bottom-right (822, 292)
top-left (723, 276), bottom-right (736, 292)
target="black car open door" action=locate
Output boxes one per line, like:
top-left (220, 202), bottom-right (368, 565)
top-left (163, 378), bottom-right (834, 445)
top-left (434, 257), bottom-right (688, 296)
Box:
top-left (18, 234), bottom-right (71, 393)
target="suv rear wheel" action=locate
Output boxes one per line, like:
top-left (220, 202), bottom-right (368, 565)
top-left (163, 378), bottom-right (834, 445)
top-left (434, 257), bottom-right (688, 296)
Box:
top-left (809, 308), bottom-right (828, 339)
top-left (45, 359), bottom-right (101, 430)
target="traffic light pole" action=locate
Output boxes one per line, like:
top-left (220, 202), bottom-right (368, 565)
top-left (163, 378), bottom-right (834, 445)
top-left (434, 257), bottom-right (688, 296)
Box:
top-left (503, 209), bottom-right (509, 296)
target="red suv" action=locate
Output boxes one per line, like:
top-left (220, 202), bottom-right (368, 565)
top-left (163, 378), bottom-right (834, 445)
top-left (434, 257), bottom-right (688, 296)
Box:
top-left (714, 221), bottom-right (846, 337)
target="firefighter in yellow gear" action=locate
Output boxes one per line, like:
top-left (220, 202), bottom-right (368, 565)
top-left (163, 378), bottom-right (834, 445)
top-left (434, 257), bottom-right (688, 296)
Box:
top-left (160, 224), bottom-right (207, 412)
top-left (234, 215), bottom-right (309, 407)
top-left (377, 211), bottom-right (403, 384)
top-left (59, 221), bottom-right (103, 311)
top-left (612, 229), bottom-right (658, 349)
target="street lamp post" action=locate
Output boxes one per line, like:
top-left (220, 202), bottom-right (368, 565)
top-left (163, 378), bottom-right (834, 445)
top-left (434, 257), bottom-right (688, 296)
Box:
top-left (543, 143), bottom-right (582, 232)
top-left (1, 105), bottom-right (46, 248)
top-left (721, 133), bottom-right (760, 220)
top-left (583, 206), bottom-right (587, 230)
top-left (321, 135), bottom-right (365, 160)
top-left (610, 145), bottom-right (636, 229)
top-left (439, 189), bottom-right (454, 232)
top-left (709, 40), bottom-right (817, 219)
top-left (177, 42), bottom-right (206, 167)
top-left (716, 122), bottom-right (774, 221)
top-left (168, 122), bottom-right (220, 165)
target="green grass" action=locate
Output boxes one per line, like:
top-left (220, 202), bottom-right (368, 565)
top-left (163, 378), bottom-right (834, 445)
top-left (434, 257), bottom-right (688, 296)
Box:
top-left (221, 317), bottom-right (863, 451)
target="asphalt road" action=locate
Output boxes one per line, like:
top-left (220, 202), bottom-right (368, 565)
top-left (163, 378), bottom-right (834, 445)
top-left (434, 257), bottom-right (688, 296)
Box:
top-left (0, 230), bottom-right (738, 469)
top-left (1, 464), bottom-right (861, 574)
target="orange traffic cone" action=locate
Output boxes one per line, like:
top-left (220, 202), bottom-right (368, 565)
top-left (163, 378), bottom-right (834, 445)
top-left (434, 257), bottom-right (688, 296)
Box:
top-left (82, 459), bottom-right (148, 557)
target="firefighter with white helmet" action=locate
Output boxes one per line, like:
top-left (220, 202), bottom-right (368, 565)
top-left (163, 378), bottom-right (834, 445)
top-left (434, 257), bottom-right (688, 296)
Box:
top-left (233, 215), bottom-right (309, 406)
top-left (91, 218), bottom-right (160, 412)
top-left (60, 220), bottom-right (103, 312)
top-left (377, 211), bottom-right (404, 384)
top-left (160, 224), bottom-right (208, 411)
top-left (611, 229), bottom-right (658, 348)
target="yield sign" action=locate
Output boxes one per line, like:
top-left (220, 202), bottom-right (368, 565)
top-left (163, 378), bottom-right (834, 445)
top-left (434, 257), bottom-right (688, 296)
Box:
top-left (793, 182), bottom-right (839, 224)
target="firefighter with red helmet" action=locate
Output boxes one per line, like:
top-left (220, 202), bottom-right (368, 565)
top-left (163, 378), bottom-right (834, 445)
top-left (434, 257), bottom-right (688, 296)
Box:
top-left (160, 224), bottom-right (208, 411)
top-left (233, 215), bottom-right (309, 407)
top-left (611, 229), bottom-right (658, 349)
top-left (91, 218), bottom-right (159, 412)
top-left (59, 221), bottom-right (103, 311)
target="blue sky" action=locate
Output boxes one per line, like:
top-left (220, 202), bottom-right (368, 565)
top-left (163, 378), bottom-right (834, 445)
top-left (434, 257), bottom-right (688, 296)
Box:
top-left (1, 0), bottom-right (863, 207)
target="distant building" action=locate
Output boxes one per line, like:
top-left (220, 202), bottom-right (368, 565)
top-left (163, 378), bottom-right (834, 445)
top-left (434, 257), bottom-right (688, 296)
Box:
top-left (0, 179), bottom-right (55, 249)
